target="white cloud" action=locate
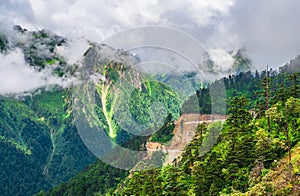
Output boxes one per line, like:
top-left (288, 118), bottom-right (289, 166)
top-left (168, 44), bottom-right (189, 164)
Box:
top-left (55, 38), bottom-right (90, 65)
top-left (188, 0), bottom-right (235, 26)
top-left (0, 49), bottom-right (73, 95)
top-left (26, 0), bottom-right (167, 40)
top-left (1, 0), bottom-right (300, 94)
top-left (210, 0), bottom-right (300, 69)
top-left (20, 0), bottom-right (236, 42)
top-left (209, 48), bottom-right (234, 71)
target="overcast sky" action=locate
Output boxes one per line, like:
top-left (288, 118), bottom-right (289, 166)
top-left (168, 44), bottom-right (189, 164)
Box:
top-left (1, 0), bottom-right (300, 69)
top-left (0, 0), bottom-right (300, 94)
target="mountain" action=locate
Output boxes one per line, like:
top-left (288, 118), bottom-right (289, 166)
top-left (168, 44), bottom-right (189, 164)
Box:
top-left (43, 60), bottom-right (299, 196)
top-left (201, 48), bottom-right (251, 76)
top-left (0, 27), bottom-right (96, 195)
top-left (0, 25), bottom-right (299, 195)
top-left (0, 88), bottom-right (98, 195)
top-left (0, 26), bottom-right (190, 195)
top-left (116, 64), bottom-right (300, 195)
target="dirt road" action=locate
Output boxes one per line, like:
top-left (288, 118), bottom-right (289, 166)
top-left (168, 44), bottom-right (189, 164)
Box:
top-left (146, 114), bottom-right (227, 165)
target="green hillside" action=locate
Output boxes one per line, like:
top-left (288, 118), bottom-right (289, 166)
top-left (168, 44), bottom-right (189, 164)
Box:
top-left (118, 69), bottom-right (300, 195)
top-left (0, 27), bottom-right (184, 195)
top-left (44, 61), bottom-right (299, 196)
top-left (0, 26), bottom-right (299, 196)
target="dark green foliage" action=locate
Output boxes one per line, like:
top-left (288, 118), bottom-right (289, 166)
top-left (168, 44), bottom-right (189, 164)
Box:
top-left (0, 90), bottom-right (96, 195)
top-left (0, 34), bottom-right (8, 52)
top-left (196, 88), bottom-right (212, 114)
top-left (37, 160), bottom-right (128, 196)
top-left (150, 114), bottom-right (175, 143)
top-left (0, 142), bottom-right (50, 195)
top-left (287, 72), bottom-right (300, 99)
top-left (12, 26), bottom-right (69, 76)
top-left (117, 67), bottom-right (300, 195)
top-left (119, 96), bottom-right (299, 195)
top-left (2, 25), bottom-right (300, 196)
top-left (231, 49), bottom-right (251, 73)
top-left (28, 90), bottom-right (96, 185)
top-left (33, 61), bottom-right (300, 196)
top-left (0, 97), bottom-right (52, 195)
top-left (129, 81), bottom-right (180, 125)
top-left (121, 166), bottom-right (189, 196)
top-left (190, 60), bottom-right (299, 115)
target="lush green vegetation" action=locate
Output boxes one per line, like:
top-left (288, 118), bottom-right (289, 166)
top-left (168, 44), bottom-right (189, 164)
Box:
top-left (28, 90), bottom-right (96, 184)
top-left (1, 26), bottom-right (300, 196)
top-left (0, 27), bottom-right (100, 195)
top-left (36, 160), bottom-right (128, 196)
top-left (78, 46), bottom-right (181, 145)
top-left (0, 89), bottom-right (97, 196)
top-left (183, 59), bottom-right (300, 114)
top-left (0, 97), bottom-right (52, 195)
top-left (0, 29), bottom-right (183, 195)
top-left (150, 114), bottom-right (175, 144)
top-left (119, 75), bottom-right (300, 195)
top-left (44, 61), bottom-right (299, 195)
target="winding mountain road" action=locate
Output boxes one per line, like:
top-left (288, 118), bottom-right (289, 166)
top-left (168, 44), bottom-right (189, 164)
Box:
top-left (146, 114), bottom-right (227, 165)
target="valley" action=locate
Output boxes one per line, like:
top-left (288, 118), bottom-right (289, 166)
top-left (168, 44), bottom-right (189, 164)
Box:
top-left (0, 26), bottom-right (299, 196)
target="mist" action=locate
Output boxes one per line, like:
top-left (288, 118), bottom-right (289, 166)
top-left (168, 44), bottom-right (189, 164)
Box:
top-left (0, 48), bottom-right (74, 95)
top-left (1, 0), bottom-right (300, 95)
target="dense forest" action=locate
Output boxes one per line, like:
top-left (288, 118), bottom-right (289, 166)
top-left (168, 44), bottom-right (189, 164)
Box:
top-left (117, 65), bottom-right (300, 195)
top-left (0, 28), bottom-right (97, 195)
top-left (1, 26), bottom-right (300, 195)
top-left (38, 60), bottom-right (300, 195)
top-left (0, 89), bottom-right (98, 195)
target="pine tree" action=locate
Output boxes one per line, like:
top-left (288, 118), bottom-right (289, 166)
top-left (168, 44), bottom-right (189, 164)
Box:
top-left (287, 72), bottom-right (300, 98)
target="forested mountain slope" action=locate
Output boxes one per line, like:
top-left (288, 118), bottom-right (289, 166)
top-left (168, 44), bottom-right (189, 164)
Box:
top-left (0, 26), bottom-right (189, 195)
top-left (119, 73), bottom-right (300, 195)
top-left (0, 89), bottom-right (97, 195)
top-left (43, 60), bottom-right (299, 195)
top-left (0, 27), bottom-right (99, 195)
top-left (0, 25), bottom-right (299, 196)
